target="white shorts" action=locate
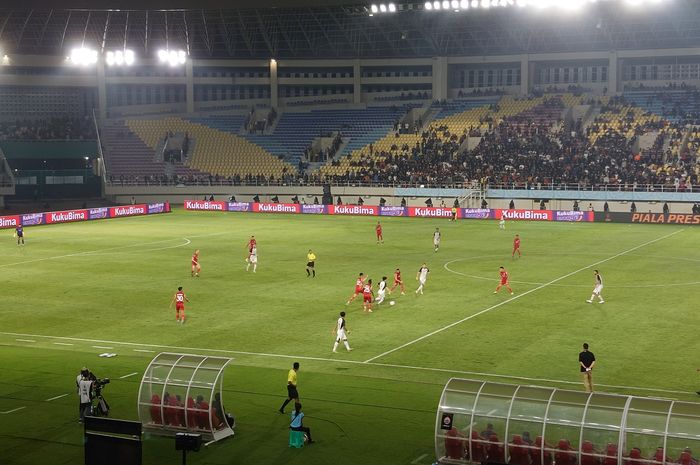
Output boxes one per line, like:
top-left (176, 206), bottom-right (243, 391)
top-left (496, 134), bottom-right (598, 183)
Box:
top-left (594, 284), bottom-right (603, 294)
top-left (433, 240), bottom-right (440, 246)
top-left (419, 278), bottom-right (427, 285)
top-left (336, 329), bottom-right (347, 341)
top-left (377, 289), bottom-right (386, 297)
top-left (249, 255), bottom-right (257, 264)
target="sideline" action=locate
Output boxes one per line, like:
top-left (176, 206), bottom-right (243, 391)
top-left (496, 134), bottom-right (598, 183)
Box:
top-left (1, 330), bottom-right (693, 396)
top-left (363, 229), bottom-right (685, 363)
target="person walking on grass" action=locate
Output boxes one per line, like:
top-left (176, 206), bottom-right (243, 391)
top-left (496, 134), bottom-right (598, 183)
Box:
top-left (279, 362), bottom-right (299, 414)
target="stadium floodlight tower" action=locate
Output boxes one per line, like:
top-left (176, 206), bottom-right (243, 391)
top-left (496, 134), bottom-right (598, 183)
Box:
top-left (434, 378), bottom-right (700, 465)
top-left (137, 353), bottom-right (235, 442)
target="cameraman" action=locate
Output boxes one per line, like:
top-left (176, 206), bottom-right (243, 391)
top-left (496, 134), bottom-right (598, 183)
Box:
top-left (77, 368), bottom-right (93, 423)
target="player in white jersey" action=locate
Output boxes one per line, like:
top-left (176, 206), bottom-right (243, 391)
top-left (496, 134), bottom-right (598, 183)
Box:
top-left (375, 276), bottom-right (388, 304)
top-left (586, 270), bottom-right (604, 304)
top-left (332, 311), bottom-right (352, 352)
top-left (246, 246), bottom-right (258, 273)
top-left (499, 212), bottom-right (506, 230)
top-left (415, 263), bottom-right (429, 295)
top-left (433, 228), bottom-right (441, 252)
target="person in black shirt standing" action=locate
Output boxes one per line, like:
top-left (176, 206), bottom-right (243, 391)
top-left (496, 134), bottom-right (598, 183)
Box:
top-left (579, 343), bottom-right (596, 393)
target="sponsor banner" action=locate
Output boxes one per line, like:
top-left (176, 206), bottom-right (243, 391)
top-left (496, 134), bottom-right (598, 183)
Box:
top-left (253, 203), bottom-right (301, 214)
top-left (553, 210), bottom-right (594, 222)
top-left (330, 205), bottom-right (379, 216)
top-left (301, 204), bottom-right (327, 214)
top-left (596, 212), bottom-right (700, 225)
top-left (89, 207), bottom-right (109, 220)
top-left (408, 207), bottom-right (458, 218)
top-left (462, 208), bottom-right (492, 219)
top-left (45, 209), bottom-right (89, 224)
top-left (228, 202), bottom-right (252, 212)
top-left (21, 213), bottom-right (44, 226)
top-left (184, 200), bottom-right (227, 211)
top-left (0, 215), bottom-right (21, 229)
top-left (494, 209), bottom-right (553, 221)
top-left (110, 204), bottom-right (148, 217)
top-left (147, 202), bottom-right (169, 214)
top-left (379, 206), bottom-right (407, 217)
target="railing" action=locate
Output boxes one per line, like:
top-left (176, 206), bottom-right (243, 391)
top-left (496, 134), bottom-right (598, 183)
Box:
top-left (103, 178), bottom-right (693, 193)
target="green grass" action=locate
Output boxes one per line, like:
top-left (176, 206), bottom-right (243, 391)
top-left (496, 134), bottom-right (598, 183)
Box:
top-left (1, 210), bottom-right (699, 465)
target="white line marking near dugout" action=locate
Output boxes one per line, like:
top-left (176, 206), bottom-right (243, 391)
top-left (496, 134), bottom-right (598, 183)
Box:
top-left (133, 349), bottom-right (154, 353)
top-left (1, 407), bottom-right (26, 414)
top-left (52, 342), bottom-right (73, 346)
top-left (15, 339), bottom-right (35, 343)
top-left (45, 393), bottom-right (69, 402)
top-left (0, 331), bottom-right (693, 396)
top-left (119, 372), bottom-right (139, 379)
top-left (364, 229), bottom-right (685, 364)
top-left (92, 345), bottom-right (113, 349)
top-left (411, 454), bottom-right (428, 464)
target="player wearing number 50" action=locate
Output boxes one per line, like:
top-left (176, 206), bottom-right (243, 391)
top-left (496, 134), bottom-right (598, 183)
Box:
top-left (170, 286), bottom-right (189, 324)
top-left (332, 311), bottom-right (352, 353)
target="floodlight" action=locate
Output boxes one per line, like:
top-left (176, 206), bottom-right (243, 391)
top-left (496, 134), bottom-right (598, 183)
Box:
top-left (157, 49), bottom-right (187, 66)
top-left (451, 0), bottom-right (459, 8)
top-left (70, 47), bottom-right (98, 66)
top-left (379, 3), bottom-right (387, 12)
top-left (425, 1), bottom-right (433, 9)
top-left (371, 4), bottom-right (379, 12)
top-left (471, 0), bottom-right (479, 7)
top-left (442, 0), bottom-right (450, 8)
top-left (388, 3), bottom-right (396, 12)
top-left (433, 0), bottom-right (441, 8)
top-left (460, 0), bottom-right (469, 8)
top-left (481, 0), bottom-right (490, 7)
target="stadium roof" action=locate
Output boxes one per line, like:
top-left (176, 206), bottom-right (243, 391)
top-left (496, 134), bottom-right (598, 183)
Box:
top-left (1, 1), bottom-right (700, 59)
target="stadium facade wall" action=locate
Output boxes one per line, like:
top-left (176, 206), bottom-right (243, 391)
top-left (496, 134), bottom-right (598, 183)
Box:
top-left (105, 186), bottom-right (696, 213)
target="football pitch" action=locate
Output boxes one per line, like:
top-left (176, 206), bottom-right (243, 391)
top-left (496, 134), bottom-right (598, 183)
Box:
top-left (1, 209), bottom-right (699, 465)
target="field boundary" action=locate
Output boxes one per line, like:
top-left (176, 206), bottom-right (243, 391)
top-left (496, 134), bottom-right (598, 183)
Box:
top-left (0, 330), bottom-right (694, 396)
top-left (363, 228), bottom-right (685, 363)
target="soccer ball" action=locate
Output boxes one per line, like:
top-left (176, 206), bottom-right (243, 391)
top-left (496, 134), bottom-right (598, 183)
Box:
top-left (389, 300), bottom-right (396, 306)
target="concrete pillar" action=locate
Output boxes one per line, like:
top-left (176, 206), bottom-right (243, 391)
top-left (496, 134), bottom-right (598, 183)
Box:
top-left (353, 59), bottom-right (361, 104)
top-left (270, 59), bottom-right (279, 109)
top-left (96, 60), bottom-right (107, 120)
top-left (185, 59), bottom-right (194, 114)
top-left (608, 51), bottom-right (619, 95)
top-left (520, 55), bottom-right (530, 97)
top-left (432, 56), bottom-right (448, 101)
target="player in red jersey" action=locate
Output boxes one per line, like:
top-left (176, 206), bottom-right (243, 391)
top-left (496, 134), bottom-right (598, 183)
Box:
top-left (494, 266), bottom-right (514, 295)
top-left (376, 221), bottom-right (383, 244)
top-left (512, 234), bottom-right (521, 259)
top-left (346, 273), bottom-right (365, 305)
top-left (389, 268), bottom-right (405, 295)
top-left (362, 279), bottom-right (374, 313)
top-left (170, 286), bottom-right (190, 324)
top-left (247, 236), bottom-right (257, 253)
top-left (191, 250), bottom-right (201, 277)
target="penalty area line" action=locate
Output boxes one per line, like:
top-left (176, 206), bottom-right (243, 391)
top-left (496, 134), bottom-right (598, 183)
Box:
top-left (119, 372), bottom-right (139, 379)
top-left (363, 228), bottom-right (685, 364)
top-left (0, 331), bottom-right (693, 396)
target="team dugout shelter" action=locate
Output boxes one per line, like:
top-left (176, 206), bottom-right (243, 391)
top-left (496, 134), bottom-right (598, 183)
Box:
top-left (137, 353), bottom-right (235, 442)
top-left (435, 378), bottom-right (700, 465)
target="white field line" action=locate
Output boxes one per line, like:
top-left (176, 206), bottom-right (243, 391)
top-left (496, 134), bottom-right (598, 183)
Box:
top-left (45, 393), bottom-right (69, 402)
top-left (0, 331), bottom-right (693, 396)
top-left (133, 349), bottom-right (154, 353)
top-left (92, 345), bottom-right (113, 349)
top-left (364, 229), bottom-right (685, 364)
top-left (119, 372), bottom-right (139, 379)
top-left (411, 454), bottom-right (428, 464)
top-left (1, 406), bottom-right (26, 414)
top-left (1, 231), bottom-right (229, 269)
top-left (52, 342), bottom-right (73, 346)
top-left (15, 339), bottom-right (35, 343)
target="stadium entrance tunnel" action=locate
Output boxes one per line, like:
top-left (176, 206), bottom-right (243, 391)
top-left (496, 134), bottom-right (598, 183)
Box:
top-left (137, 353), bottom-right (235, 442)
top-left (435, 378), bottom-right (700, 465)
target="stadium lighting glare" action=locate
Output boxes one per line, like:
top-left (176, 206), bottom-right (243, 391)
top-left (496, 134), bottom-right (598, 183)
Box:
top-left (157, 49), bottom-right (187, 66)
top-left (442, 0), bottom-right (450, 8)
top-left (433, 0), bottom-right (441, 8)
top-left (379, 3), bottom-right (387, 12)
top-left (105, 49), bottom-right (135, 67)
top-left (451, 0), bottom-right (459, 8)
top-left (425, 1), bottom-right (433, 9)
top-left (388, 3), bottom-right (397, 11)
top-left (70, 47), bottom-right (98, 66)
top-left (481, 0), bottom-right (490, 7)
top-left (460, 0), bottom-right (469, 7)
top-left (371, 4), bottom-right (379, 12)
